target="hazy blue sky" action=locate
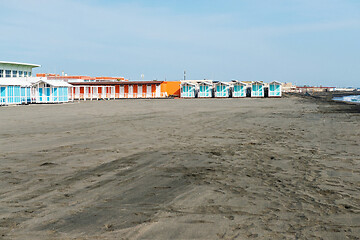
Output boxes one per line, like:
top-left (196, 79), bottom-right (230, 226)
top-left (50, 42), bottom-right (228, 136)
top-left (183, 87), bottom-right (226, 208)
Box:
top-left (1, 0), bottom-right (359, 86)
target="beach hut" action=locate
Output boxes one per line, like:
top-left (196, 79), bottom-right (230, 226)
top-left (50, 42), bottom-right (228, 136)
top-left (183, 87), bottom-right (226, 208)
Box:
top-left (214, 81), bottom-right (231, 98)
top-left (32, 79), bottom-right (73, 103)
top-left (251, 81), bottom-right (265, 98)
top-left (180, 81), bottom-right (197, 98)
top-left (268, 81), bottom-right (282, 97)
top-left (198, 81), bottom-right (213, 98)
top-left (69, 81), bottom-right (165, 100)
top-left (160, 81), bottom-right (181, 97)
top-left (231, 81), bottom-right (247, 98)
top-left (0, 78), bottom-right (31, 105)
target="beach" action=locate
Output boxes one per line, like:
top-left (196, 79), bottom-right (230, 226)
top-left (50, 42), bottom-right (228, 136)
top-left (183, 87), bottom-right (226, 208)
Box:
top-left (0, 95), bottom-right (359, 239)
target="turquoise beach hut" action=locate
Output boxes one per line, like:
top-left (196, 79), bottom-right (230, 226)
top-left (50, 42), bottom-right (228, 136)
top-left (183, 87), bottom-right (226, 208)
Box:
top-left (251, 81), bottom-right (265, 98)
top-left (198, 81), bottom-right (213, 98)
top-left (231, 81), bottom-right (247, 98)
top-left (33, 79), bottom-right (72, 103)
top-left (0, 78), bottom-right (31, 105)
top-left (214, 82), bottom-right (231, 98)
top-left (180, 81), bottom-right (197, 98)
top-left (268, 81), bottom-right (282, 97)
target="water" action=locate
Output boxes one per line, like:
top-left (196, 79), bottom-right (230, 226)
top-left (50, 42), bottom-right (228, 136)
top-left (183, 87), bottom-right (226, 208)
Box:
top-left (333, 95), bottom-right (360, 103)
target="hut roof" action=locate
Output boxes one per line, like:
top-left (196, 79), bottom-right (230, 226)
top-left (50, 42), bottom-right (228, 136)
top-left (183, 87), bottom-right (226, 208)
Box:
top-left (69, 81), bottom-right (163, 86)
top-left (252, 81), bottom-right (265, 85)
top-left (214, 81), bottom-right (232, 86)
top-left (41, 79), bottom-right (73, 87)
top-left (269, 80), bottom-right (282, 84)
top-left (230, 81), bottom-right (247, 86)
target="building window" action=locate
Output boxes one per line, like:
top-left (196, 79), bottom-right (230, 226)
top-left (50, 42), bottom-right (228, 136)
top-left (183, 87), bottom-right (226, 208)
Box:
top-left (5, 70), bottom-right (11, 78)
top-left (0, 70), bottom-right (3, 78)
top-left (13, 70), bottom-right (18, 77)
top-left (19, 71), bottom-right (23, 77)
top-left (24, 71), bottom-right (28, 77)
top-left (28, 72), bottom-right (32, 77)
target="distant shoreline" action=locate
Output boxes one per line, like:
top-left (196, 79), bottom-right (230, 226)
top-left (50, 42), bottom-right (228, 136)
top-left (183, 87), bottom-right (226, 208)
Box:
top-left (285, 92), bottom-right (360, 112)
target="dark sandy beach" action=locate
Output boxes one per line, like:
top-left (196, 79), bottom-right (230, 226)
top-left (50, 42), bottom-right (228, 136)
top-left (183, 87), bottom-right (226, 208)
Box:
top-left (0, 95), bottom-right (359, 239)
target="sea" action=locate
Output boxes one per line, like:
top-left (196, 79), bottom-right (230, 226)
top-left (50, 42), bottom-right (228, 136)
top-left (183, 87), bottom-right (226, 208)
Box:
top-left (332, 95), bottom-right (360, 103)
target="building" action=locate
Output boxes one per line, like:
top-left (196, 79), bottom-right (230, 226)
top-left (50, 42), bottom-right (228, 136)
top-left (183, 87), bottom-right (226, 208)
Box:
top-left (0, 78), bottom-right (32, 105)
top-left (180, 81), bottom-right (197, 98)
top-left (31, 78), bottom-right (73, 103)
top-left (36, 73), bottom-right (127, 82)
top-left (230, 81), bottom-right (247, 98)
top-left (296, 86), bottom-right (335, 93)
top-left (281, 82), bottom-right (296, 92)
top-left (198, 81), bottom-right (213, 98)
top-left (214, 82), bottom-right (231, 98)
top-left (0, 61), bottom-right (40, 78)
top-left (161, 81), bottom-right (181, 97)
top-left (0, 77), bottom-right (72, 105)
top-left (268, 81), bottom-right (282, 97)
top-left (70, 81), bottom-right (168, 100)
top-left (251, 81), bottom-right (265, 97)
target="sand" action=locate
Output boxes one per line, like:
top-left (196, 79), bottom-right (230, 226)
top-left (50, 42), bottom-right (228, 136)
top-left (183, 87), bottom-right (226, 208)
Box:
top-left (0, 96), bottom-right (359, 239)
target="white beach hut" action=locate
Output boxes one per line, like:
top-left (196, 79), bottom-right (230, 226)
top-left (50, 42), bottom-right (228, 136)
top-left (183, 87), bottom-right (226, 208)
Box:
top-left (231, 81), bottom-right (247, 98)
top-left (251, 81), bottom-right (265, 98)
top-left (198, 80), bottom-right (213, 98)
top-left (268, 81), bottom-right (282, 97)
top-left (214, 82), bottom-right (231, 98)
top-left (180, 81), bottom-right (197, 98)
top-left (31, 78), bottom-right (73, 103)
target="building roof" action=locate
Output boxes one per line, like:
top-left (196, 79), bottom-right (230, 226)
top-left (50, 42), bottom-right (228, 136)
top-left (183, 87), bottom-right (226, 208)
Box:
top-left (269, 80), bottom-right (282, 84)
top-left (0, 78), bottom-right (32, 87)
top-left (296, 86), bottom-right (335, 89)
top-left (230, 81), bottom-right (247, 85)
top-left (0, 77), bottom-right (71, 87)
top-left (39, 79), bottom-right (73, 87)
top-left (69, 81), bottom-right (163, 86)
top-left (0, 61), bottom-right (41, 68)
top-left (214, 81), bottom-right (232, 86)
top-left (252, 81), bottom-right (265, 85)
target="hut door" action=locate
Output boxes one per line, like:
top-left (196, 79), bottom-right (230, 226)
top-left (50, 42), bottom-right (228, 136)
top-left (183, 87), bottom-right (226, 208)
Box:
top-left (39, 87), bottom-right (43, 102)
top-left (75, 87), bottom-right (80, 99)
top-left (120, 86), bottom-right (124, 98)
top-left (111, 86), bottom-right (115, 98)
top-left (137, 85), bottom-right (142, 98)
top-left (146, 85), bottom-right (152, 98)
top-left (276, 84), bottom-right (281, 96)
top-left (128, 85), bottom-right (133, 98)
top-left (233, 85), bottom-right (239, 97)
top-left (0, 87), bottom-right (6, 104)
top-left (199, 85), bottom-right (203, 97)
top-left (156, 84), bottom-right (160, 97)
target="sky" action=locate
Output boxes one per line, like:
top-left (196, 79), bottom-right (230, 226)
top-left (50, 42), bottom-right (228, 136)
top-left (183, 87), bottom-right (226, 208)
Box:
top-left (0, 0), bottom-right (359, 87)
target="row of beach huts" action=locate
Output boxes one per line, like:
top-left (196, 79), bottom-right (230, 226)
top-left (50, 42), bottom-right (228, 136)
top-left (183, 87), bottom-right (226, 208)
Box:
top-left (0, 78), bottom-right (281, 106)
top-left (180, 80), bottom-right (281, 98)
top-left (0, 61), bottom-right (282, 106)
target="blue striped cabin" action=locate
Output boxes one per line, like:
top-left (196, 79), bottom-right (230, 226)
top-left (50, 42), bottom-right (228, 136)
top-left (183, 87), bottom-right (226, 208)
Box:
top-left (251, 81), bottom-right (265, 98)
top-left (231, 81), bottom-right (247, 98)
top-left (33, 79), bottom-right (72, 103)
top-left (268, 81), bottom-right (282, 97)
top-left (214, 82), bottom-right (231, 98)
top-left (198, 81), bottom-right (213, 98)
top-left (180, 81), bottom-right (197, 98)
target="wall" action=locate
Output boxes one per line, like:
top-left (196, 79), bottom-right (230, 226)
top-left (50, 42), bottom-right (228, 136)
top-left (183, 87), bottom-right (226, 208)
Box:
top-left (161, 81), bottom-right (181, 97)
top-left (0, 63), bottom-right (35, 77)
